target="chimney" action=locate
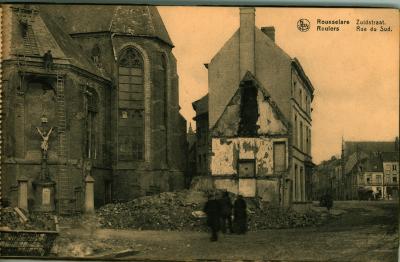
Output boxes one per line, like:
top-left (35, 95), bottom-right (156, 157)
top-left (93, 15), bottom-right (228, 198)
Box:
top-left (261, 26), bottom-right (275, 42)
top-left (239, 7), bottom-right (255, 78)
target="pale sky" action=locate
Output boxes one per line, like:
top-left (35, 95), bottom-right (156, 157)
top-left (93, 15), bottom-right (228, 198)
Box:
top-left (158, 7), bottom-right (399, 164)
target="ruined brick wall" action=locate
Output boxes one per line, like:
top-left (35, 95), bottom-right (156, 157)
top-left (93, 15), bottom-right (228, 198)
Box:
top-left (211, 137), bottom-right (287, 203)
top-left (213, 88), bottom-right (287, 137)
top-left (210, 77), bottom-right (289, 202)
top-left (206, 16), bottom-right (316, 203)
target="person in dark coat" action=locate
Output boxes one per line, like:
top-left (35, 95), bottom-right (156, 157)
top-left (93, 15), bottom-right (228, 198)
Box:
top-left (324, 192), bottom-right (333, 210)
top-left (43, 50), bottom-right (53, 71)
top-left (219, 191), bottom-right (233, 234)
top-left (233, 194), bottom-right (247, 234)
top-left (203, 192), bottom-right (221, 241)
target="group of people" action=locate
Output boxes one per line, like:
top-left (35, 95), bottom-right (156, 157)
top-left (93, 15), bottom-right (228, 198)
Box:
top-left (203, 191), bottom-right (247, 241)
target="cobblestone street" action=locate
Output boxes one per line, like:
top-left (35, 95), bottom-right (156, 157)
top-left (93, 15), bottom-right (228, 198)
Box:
top-left (56, 201), bottom-right (398, 261)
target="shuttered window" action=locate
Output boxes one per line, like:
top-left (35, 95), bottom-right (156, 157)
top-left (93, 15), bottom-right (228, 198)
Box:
top-left (238, 160), bottom-right (256, 177)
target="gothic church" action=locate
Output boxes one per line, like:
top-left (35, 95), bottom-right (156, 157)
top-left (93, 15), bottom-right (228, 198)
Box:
top-left (1, 4), bottom-right (187, 213)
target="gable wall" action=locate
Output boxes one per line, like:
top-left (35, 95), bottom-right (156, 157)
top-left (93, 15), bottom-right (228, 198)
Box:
top-left (254, 29), bottom-right (292, 120)
top-left (208, 31), bottom-right (240, 129)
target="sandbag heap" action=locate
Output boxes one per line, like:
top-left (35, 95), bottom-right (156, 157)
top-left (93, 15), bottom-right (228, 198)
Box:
top-left (0, 207), bottom-right (57, 231)
top-left (97, 190), bottom-right (326, 231)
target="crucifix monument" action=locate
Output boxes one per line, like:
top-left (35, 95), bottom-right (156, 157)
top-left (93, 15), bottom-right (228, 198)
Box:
top-left (32, 114), bottom-right (56, 212)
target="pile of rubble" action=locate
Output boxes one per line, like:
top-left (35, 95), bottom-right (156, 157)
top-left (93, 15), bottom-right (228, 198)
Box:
top-left (97, 190), bottom-right (326, 231)
top-left (0, 207), bottom-right (57, 231)
top-left (248, 205), bottom-right (324, 230)
top-left (97, 190), bottom-right (208, 231)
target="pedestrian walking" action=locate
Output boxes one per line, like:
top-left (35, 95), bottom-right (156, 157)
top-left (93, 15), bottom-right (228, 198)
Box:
top-left (203, 192), bottom-right (221, 241)
top-left (324, 192), bottom-right (333, 210)
top-left (219, 191), bottom-right (233, 234)
top-left (233, 194), bottom-right (247, 234)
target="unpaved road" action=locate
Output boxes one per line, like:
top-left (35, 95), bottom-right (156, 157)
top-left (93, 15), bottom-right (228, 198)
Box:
top-left (57, 201), bottom-right (399, 261)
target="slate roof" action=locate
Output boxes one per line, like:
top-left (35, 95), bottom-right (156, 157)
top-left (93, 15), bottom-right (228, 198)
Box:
top-left (40, 5), bottom-right (173, 47)
top-left (344, 141), bottom-right (396, 157)
top-left (291, 58), bottom-right (314, 95)
top-left (38, 8), bottom-right (108, 78)
top-left (359, 156), bottom-right (383, 172)
top-left (381, 152), bottom-right (399, 162)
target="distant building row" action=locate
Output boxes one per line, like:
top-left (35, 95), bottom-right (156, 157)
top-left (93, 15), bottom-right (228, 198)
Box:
top-left (312, 139), bottom-right (399, 200)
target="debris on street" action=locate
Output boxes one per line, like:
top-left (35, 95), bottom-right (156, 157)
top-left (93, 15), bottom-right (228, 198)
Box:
top-left (97, 190), bottom-right (328, 231)
top-left (97, 190), bottom-right (208, 231)
top-left (0, 207), bottom-right (57, 231)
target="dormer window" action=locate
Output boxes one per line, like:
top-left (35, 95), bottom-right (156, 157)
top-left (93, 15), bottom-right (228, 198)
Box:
top-left (91, 44), bottom-right (101, 64)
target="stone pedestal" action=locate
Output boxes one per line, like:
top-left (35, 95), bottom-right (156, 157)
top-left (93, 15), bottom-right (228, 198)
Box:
top-left (18, 178), bottom-right (29, 210)
top-left (32, 179), bottom-right (56, 212)
top-left (9, 185), bottom-right (19, 207)
top-left (85, 175), bottom-right (95, 213)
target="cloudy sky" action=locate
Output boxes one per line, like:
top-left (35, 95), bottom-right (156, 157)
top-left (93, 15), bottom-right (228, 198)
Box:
top-left (158, 7), bottom-right (399, 164)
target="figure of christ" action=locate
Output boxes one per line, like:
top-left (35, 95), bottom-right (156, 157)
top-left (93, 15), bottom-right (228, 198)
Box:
top-left (36, 126), bottom-right (54, 153)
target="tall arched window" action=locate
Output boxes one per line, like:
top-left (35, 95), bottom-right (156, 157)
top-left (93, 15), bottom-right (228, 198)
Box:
top-left (86, 88), bottom-right (98, 159)
top-left (118, 47), bottom-right (144, 161)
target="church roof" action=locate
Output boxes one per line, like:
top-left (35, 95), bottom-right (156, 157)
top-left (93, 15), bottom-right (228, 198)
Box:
top-left (7, 5), bottom-right (108, 79)
top-left (344, 151), bottom-right (368, 174)
top-left (38, 9), bottom-right (109, 78)
top-left (40, 5), bottom-right (173, 47)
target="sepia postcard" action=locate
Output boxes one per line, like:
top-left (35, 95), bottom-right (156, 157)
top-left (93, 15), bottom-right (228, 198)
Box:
top-left (0, 3), bottom-right (399, 261)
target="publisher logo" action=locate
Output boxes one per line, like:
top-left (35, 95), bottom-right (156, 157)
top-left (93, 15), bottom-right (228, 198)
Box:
top-left (297, 19), bottom-right (310, 32)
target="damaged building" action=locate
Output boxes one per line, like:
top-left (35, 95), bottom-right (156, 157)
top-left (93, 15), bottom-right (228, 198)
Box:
top-left (193, 8), bottom-right (315, 205)
top-left (1, 4), bottom-right (187, 214)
